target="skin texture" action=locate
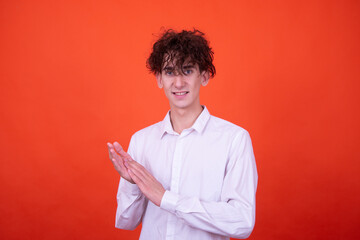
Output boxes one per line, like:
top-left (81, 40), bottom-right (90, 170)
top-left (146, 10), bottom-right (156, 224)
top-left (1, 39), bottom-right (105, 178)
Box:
top-left (108, 63), bottom-right (209, 207)
top-left (156, 62), bottom-right (208, 113)
top-left (156, 62), bottom-right (209, 133)
top-left (107, 142), bottom-right (134, 184)
top-left (125, 158), bottom-right (166, 207)
top-left (107, 141), bottom-right (165, 206)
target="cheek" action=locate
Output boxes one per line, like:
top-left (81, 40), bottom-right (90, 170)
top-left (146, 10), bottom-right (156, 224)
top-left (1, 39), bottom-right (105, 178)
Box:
top-left (164, 89), bottom-right (171, 98)
top-left (192, 82), bottom-right (202, 92)
top-left (162, 85), bottom-right (172, 97)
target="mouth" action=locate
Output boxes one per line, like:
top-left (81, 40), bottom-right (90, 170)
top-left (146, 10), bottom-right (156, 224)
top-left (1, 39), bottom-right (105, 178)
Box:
top-left (172, 91), bottom-right (189, 96)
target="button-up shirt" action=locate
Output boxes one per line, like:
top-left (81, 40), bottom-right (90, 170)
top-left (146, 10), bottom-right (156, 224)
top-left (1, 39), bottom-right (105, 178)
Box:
top-left (115, 107), bottom-right (258, 240)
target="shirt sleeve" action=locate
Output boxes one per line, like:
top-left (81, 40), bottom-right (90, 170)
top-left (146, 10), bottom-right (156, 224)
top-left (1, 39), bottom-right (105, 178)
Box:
top-left (115, 135), bottom-right (148, 230)
top-left (160, 130), bottom-right (258, 239)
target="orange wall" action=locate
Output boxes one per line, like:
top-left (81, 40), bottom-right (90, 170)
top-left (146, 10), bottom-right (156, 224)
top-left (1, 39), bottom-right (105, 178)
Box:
top-left (1, 0), bottom-right (359, 239)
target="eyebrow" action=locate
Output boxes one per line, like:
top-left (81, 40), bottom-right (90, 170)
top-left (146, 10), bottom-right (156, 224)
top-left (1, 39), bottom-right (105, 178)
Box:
top-left (182, 64), bottom-right (195, 69)
top-left (163, 66), bottom-right (175, 71)
top-left (162, 64), bottom-right (195, 72)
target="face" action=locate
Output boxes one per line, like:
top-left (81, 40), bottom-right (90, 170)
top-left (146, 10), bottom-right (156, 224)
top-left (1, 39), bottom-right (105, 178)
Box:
top-left (156, 60), bottom-right (209, 112)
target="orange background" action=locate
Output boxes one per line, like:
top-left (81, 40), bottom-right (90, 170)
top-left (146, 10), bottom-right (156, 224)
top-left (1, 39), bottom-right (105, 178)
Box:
top-left (1, 0), bottom-right (359, 239)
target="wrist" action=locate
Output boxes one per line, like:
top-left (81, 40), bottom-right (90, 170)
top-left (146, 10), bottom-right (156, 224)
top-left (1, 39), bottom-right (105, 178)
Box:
top-left (160, 190), bottom-right (179, 213)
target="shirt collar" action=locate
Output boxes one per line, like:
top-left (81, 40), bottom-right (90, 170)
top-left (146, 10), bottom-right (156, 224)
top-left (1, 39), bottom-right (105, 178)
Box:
top-left (160, 106), bottom-right (211, 138)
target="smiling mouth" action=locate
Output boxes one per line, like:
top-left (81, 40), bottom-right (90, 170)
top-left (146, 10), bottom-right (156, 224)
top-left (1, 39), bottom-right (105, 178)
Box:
top-left (173, 91), bottom-right (189, 96)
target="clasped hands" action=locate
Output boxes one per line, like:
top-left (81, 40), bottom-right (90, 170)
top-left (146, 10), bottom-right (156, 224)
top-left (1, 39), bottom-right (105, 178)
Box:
top-left (107, 142), bottom-right (165, 207)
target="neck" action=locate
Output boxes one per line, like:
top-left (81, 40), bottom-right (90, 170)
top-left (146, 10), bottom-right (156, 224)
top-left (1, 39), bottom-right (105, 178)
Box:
top-left (170, 104), bottom-right (203, 134)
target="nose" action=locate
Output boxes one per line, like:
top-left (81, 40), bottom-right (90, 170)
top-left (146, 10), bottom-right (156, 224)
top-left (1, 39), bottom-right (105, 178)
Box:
top-left (174, 74), bottom-right (185, 89)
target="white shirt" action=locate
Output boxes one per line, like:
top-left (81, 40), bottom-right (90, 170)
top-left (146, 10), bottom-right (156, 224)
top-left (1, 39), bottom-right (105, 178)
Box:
top-left (115, 107), bottom-right (258, 240)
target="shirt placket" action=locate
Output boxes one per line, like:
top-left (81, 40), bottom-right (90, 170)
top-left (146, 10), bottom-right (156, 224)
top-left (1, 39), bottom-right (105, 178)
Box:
top-left (166, 134), bottom-right (184, 240)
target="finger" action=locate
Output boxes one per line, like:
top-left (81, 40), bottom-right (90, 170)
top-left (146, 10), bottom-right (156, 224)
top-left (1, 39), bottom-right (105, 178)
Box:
top-left (113, 142), bottom-right (132, 159)
top-left (126, 161), bottom-right (153, 181)
top-left (127, 160), bottom-right (149, 175)
top-left (110, 149), bottom-right (123, 164)
top-left (111, 157), bottom-right (122, 172)
top-left (112, 156), bottom-right (130, 176)
top-left (107, 142), bottom-right (115, 159)
top-left (127, 167), bottom-right (143, 185)
top-left (113, 142), bottom-right (124, 153)
top-left (107, 142), bottom-right (115, 152)
top-left (124, 161), bottom-right (146, 180)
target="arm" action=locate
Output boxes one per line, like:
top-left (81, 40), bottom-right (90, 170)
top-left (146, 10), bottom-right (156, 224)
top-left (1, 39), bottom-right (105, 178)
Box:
top-left (126, 131), bottom-right (258, 238)
top-left (115, 174), bottom-right (148, 230)
top-left (107, 137), bottom-right (148, 230)
top-left (160, 150), bottom-right (257, 238)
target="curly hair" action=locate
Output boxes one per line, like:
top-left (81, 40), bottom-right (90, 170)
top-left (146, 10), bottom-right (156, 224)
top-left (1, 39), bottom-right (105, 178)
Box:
top-left (146, 29), bottom-right (216, 78)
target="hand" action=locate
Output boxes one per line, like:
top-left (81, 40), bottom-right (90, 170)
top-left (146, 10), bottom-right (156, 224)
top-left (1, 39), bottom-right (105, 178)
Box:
top-left (107, 142), bottom-right (135, 184)
top-left (124, 159), bottom-right (165, 207)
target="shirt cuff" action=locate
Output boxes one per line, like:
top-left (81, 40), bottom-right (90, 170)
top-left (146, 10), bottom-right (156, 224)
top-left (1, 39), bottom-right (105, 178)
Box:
top-left (160, 190), bottom-right (179, 213)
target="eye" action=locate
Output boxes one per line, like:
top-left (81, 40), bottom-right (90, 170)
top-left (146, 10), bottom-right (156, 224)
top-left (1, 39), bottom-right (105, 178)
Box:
top-left (184, 69), bottom-right (192, 75)
top-left (165, 70), bottom-right (173, 76)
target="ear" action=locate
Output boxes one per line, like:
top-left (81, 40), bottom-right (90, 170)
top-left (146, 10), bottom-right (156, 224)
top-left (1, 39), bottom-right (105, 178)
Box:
top-left (201, 71), bottom-right (210, 86)
top-left (156, 73), bottom-right (163, 88)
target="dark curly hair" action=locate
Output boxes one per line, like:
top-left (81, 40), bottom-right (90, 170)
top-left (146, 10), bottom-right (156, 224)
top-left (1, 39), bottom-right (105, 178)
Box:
top-left (146, 29), bottom-right (216, 78)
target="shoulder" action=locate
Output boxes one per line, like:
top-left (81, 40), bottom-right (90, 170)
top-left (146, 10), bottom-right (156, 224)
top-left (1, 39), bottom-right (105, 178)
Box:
top-left (208, 116), bottom-right (255, 165)
top-left (201, 114), bottom-right (253, 154)
top-left (207, 115), bottom-right (250, 137)
top-left (130, 120), bottom-right (163, 143)
top-left (206, 115), bottom-right (253, 153)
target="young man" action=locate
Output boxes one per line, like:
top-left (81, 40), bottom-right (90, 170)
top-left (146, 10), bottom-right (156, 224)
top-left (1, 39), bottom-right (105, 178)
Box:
top-left (107, 29), bottom-right (258, 240)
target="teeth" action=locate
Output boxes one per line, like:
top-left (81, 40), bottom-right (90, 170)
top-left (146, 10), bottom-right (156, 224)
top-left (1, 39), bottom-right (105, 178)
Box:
top-left (174, 92), bottom-right (187, 95)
